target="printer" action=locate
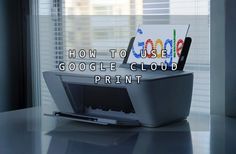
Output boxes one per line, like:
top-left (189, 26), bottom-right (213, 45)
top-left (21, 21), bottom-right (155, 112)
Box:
top-left (43, 36), bottom-right (193, 127)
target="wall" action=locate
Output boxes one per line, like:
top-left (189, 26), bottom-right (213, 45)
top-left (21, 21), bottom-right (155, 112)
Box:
top-left (0, 0), bottom-right (28, 112)
top-left (211, 0), bottom-right (236, 116)
top-left (0, 0), bottom-right (11, 111)
top-left (225, 0), bottom-right (236, 116)
top-left (210, 0), bottom-right (226, 115)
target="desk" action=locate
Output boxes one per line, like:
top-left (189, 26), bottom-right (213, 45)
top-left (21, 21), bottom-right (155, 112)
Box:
top-left (0, 107), bottom-right (235, 154)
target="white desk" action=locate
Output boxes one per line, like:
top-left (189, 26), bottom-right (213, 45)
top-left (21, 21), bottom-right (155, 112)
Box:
top-left (0, 107), bottom-right (235, 154)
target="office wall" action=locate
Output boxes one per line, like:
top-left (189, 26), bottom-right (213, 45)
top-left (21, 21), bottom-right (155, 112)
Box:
top-left (0, 0), bottom-right (10, 111)
top-left (211, 0), bottom-right (236, 116)
top-left (210, 0), bottom-right (226, 115)
top-left (0, 0), bottom-right (28, 112)
top-left (225, 0), bottom-right (236, 116)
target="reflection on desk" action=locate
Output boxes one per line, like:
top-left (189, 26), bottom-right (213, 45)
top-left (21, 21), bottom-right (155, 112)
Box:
top-left (46, 120), bottom-right (192, 154)
top-left (1, 107), bottom-right (236, 154)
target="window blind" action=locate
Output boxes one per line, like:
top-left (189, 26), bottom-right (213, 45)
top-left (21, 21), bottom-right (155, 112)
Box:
top-left (38, 0), bottom-right (210, 114)
top-left (169, 0), bottom-right (210, 114)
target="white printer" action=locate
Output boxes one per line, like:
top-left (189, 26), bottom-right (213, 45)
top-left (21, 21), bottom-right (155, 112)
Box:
top-left (43, 35), bottom-right (193, 127)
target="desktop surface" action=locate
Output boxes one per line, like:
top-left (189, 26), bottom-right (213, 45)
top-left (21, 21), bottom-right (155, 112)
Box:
top-left (0, 107), bottom-right (235, 154)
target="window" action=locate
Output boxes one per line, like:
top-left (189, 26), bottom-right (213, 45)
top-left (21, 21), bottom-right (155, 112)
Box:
top-left (38, 0), bottom-right (210, 114)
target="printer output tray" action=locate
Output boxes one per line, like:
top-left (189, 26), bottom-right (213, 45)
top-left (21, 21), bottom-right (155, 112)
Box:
top-left (45, 112), bottom-right (141, 127)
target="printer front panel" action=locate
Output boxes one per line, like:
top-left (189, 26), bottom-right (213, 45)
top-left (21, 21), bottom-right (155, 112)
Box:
top-left (58, 75), bottom-right (139, 120)
top-left (44, 71), bottom-right (193, 127)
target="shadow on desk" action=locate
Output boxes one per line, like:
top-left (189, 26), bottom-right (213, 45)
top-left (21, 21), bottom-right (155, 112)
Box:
top-left (46, 120), bottom-right (193, 154)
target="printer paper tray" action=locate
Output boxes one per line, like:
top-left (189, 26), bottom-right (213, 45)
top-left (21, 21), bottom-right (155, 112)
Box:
top-left (45, 112), bottom-right (140, 127)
